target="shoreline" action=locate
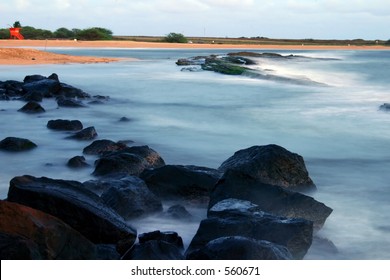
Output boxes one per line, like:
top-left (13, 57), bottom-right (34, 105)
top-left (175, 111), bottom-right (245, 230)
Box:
top-left (1, 39), bottom-right (389, 65)
top-left (2, 39), bottom-right (390, 50)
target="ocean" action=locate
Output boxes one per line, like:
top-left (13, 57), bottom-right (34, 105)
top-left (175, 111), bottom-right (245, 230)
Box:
top-left (0, 48), bottom-right (389, 259)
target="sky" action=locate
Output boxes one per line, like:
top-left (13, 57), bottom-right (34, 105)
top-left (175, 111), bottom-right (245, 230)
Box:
top-left (1, 0), bottom-right (389, 39)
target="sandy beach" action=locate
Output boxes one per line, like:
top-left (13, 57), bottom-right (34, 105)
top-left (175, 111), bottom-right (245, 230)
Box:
top-left (0, 39), bottom-right (389, 65)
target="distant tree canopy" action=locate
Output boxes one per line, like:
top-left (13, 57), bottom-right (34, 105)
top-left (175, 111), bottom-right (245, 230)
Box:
top-left (13, 21), bottom-right (22, 28)
top-left (385, 39), bottom-right (390, 46)
top-left (163, 32), bottom-right (188, 43)
top-left (0, 23), bottom-right (113, 40)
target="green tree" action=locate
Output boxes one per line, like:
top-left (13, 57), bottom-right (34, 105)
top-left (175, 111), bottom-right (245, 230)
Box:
top-left (164, 32), bottom-right (188, 43)
top-left (20, 26), bottom-right (53, 39)
top-left (13, 21), bottom-right (22, 28)
top-left (54, 27), bottom-right (75, 39)
top-left (0, 28), bottom-right (9, 39)
top-left (385, 39), bottom-right (390, 46)
top-left (76, 27), bottom-right (113, 40)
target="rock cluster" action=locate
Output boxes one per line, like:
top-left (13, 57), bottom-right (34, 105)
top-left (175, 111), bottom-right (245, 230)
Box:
top-left (0, 74), bottom-right (334, 260)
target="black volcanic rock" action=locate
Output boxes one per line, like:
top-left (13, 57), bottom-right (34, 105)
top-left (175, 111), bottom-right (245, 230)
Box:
top-left (47, 119), bottom-right (83, 131)
top-left (209, 170), bottom-right (332, 229)
top-left (67, 156), bottom-right (89, 168)
top-left (83, 139), bottom-right (127, 155)
top-left (7, 175), bottom-right (137, 245)
top-left (57, 96), bottom-right (86, 108)
top-left (219, 144), bottom-right (316, 192)
top-left (187, 236), bottom-right (292, 260)
top-left (187, 204), bottom-right (312, 259)
top-left (0, 137), bottom-right (37, 152)
top-left (100, 176), bottom-right (163, 219)
top-left (138, 231), bottom-right (184, 250)
top-left (18, 101), bottom-right (45, 113)
top-left (22, 77), bottom-right (61, 98)
top-left (68, 126), bottom-right (97, 140)
top-left (93, 146), bottom-right (165, 177)
top-left (140, 165), bottom-right (221, 202)
top-left (0, 200), bottom-right (97, 259)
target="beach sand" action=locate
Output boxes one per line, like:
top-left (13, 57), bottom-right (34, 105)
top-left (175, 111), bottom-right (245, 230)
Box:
top-left (0, 39), bottom-right (389, 65)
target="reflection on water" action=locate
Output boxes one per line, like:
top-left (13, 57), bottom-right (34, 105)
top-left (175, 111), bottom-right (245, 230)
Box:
top-left (1, 49), bottom-right (390, 259)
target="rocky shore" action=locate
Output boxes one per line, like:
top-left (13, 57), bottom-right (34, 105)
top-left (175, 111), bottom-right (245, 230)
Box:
top-left (0, 73), bottom-right (334, 260)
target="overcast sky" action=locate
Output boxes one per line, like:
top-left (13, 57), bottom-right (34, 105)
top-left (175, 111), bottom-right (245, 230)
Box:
top-left (1, 0), bottom-right (389, 39)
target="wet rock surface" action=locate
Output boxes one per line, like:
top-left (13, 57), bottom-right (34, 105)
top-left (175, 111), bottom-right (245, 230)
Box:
top-left (7, 175), bottom-right (137, 245)
top-left (0, 137), bottom-right (37, 152)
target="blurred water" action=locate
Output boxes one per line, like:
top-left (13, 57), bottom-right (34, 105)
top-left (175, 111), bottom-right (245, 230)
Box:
top-left (1, 49), bottom-right (390, 259)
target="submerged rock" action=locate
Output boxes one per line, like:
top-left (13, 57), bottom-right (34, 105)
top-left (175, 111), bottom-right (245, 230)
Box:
top-left (100, 176), bottom-right (163, 219)
top-left (68, 126), bottom-right (98, 140)
top-left (187, 236), bottom-right (292, 260)
top-left (57, 96), bottom-right (86, 108)
top-left (47, 119), bottom-right (83, 131)
top-left (67, 156), bottom-right (89, 168)
top-left (166, 204), bottom-right (193, 220)
top-left (83, 139), bottom-right (127, 155)
top-left (209, 169), bottom-right (332, 229)
top-left (0, 137), bottom-right (37, 152)
top-left (7, 175), bottom-right (137, 245)
top-left (379, 103), bottom-right (390, 111)
top-left (138, 230), bottom-right (184, 250)
top-left (93, 146), bottom-right (165, 177)
top-left (219, 144), bottom-right (316, 192)
top-left (0, 200), bottom-right (97, 259)
top-left (187, 206), bottom-right (312, 259)
top-left (140, 165), bottom-right (221, 202)
top-left (18, 101), bottom-right (45, 113)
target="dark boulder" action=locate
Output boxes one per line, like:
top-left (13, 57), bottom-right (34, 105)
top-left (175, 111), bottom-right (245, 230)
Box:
top-left (96, 244), bottom-right (121, 260)
top-left (119, 116), bottom-right (131, 122)
top-left (0, 80), bottom-right (24, 97)
top-left (83, 139), bottom-right (127, 155)
top-left (379, 103), bottom-right (390, 111)
top-left (202, 57), bottom-right (248, 75)
top-left (219, 145), bottom-right (316, 192)
top-left (7, 175), bottom-right (137, 245)
top-left (100, 176), bottom-right (163, 219)
top-left (57, 83), bottom-right (91, 99)
top-left (166, 204), bottom-right (193, 220)
top-left (0, 200), bottom-right (97, 259)
top-left (93, 152), bottom-right (148, 177)
top-left (67, 156), bottom-right (89, 168)
top-left (187, 204), bottom-right (312, 259)
top-left (68, 126), bottom-right (97, 140)
top-left (0, 232), bottom-right (42, 260)
top-left (187, 236), bottom-right (292, 260)
top-left (123, 145), bottom-right (166, 168)
top-left (209, 170), bottom-right (332, 229)
top-left (57, 96), bottom-right (86, 108)
top-left (22, 77), bottom-right (61, 98)
top-left (23, 74), bottom-right (47, 83)
top-left (18, 101), bottom-right (45, 113)
top-left (47, 119), bottom-right (83, 131)
top-left (0, 137), bottom-right (37, 152)
top-left (122, 240), bottom-right (184, 260)
top-left (21, 91), bottom-right (43, 102)
top-left (138, 230), bottom-right (184, 250)
top-left (140, 165), bottom-right (221, 202)
top-left (93, 146), bottom-right (165, 177)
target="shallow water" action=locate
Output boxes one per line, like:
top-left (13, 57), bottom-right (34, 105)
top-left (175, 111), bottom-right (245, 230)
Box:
top-left (1, 48), bottom-right (390, 259)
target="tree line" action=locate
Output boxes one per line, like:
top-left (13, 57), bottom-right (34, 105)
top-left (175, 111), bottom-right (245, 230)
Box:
top-left (0, 23), bottom-right (113, 40)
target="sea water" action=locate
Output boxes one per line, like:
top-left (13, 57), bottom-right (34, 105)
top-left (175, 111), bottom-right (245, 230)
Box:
top-left (0, 48), bottom-right (389, 259)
